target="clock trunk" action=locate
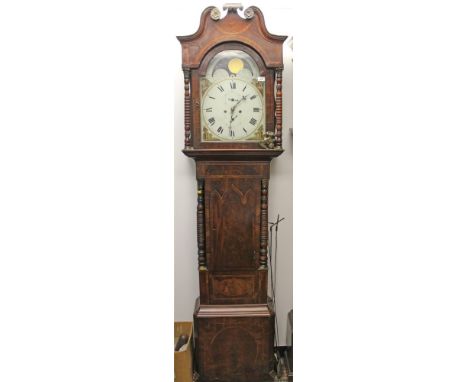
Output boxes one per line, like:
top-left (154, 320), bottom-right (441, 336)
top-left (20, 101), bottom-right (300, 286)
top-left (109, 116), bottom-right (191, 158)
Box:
top-left (197, 161), bottom-right (269, 306)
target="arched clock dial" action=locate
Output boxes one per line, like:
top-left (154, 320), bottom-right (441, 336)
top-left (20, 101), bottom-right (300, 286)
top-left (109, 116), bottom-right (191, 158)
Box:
top-left (201, 77), bottom-right (264, 141)
top-left (200, 49), bottom-right (265, 142)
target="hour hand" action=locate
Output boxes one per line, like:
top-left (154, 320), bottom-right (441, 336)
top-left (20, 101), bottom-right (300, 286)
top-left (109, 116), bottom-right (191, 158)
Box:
top-left (229, 113), bottom-right (238, 128)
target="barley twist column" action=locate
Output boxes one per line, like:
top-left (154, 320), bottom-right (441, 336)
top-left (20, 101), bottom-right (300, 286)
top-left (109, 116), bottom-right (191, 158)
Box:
top-left (183, 69), bottom-right (192, 149)
top-left (275, 68), bottom-right (283, 149)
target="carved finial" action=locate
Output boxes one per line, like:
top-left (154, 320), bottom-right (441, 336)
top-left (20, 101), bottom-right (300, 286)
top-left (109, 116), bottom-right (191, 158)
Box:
top-left (210, 7), bottom-right (221, 20)
top-left (223, 3), bottom-right (243, 12)
top-left (244, 7), bottom-right (254, 19)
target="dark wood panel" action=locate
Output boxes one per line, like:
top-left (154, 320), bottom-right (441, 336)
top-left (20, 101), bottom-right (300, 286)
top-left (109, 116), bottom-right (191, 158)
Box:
top-left (194, 299), bottom-right (275, 382)
top-left (177, 7), bottom-right (287, 69)
top-left (197, 161), bottom-right (270, 178)
top-left (208, 272), bottom-right (260, 304)
top-left (206, 177), bottom-right (260, 272)
top-left (207, 273), bottom-right (268, 304)
top-left (199, 270), bottom-right (209, 305)
top-left (197, 162), bottom-right (270, 304)
top-left (184, 149), bottom-right (283, 160)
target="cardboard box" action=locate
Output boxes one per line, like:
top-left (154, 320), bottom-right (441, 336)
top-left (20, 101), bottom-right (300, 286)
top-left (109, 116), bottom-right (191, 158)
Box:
top-left (174, 321), bottom-right (193, 382)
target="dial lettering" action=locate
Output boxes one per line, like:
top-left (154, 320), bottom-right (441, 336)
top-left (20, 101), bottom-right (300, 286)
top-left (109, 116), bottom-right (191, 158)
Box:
top-left (208, 117), bottom-right (215, 126)
top-left (250, 95), bottom-right (257, 100)
top-left (253, 107), bottom-right (260, 112)
top-left (217, 126), bottom-right (223, 133)
top-left (217, 85), bottom-right (224, 92)
top-left (230, 81), bottom-right (236, 89)
top-left (205, 107), bottom-right (212, 112)
top-left (249, 118), bottom-right (257, 125)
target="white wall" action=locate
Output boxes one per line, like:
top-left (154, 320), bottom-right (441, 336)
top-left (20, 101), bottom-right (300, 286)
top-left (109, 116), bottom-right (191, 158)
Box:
top-left (173, 2), bottom-right (293, 345)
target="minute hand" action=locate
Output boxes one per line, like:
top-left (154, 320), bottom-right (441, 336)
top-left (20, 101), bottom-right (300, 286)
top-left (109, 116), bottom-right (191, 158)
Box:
top-left (231, 95), bottom-right (247, 113)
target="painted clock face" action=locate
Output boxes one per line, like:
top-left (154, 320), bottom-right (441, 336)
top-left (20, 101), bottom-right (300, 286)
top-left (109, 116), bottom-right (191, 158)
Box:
top-left (200, 50), bottom-right (265, 142)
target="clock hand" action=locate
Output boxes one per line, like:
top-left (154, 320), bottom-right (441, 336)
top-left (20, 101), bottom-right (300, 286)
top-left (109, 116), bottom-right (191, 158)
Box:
top-left (228, 103), bottom-right (235, 130)
top-left (228, 93), bottom-right (243, 125)
top-left (231, 95), bottom-right (247, 114)
top-left (228, 113), bottom-right (239, 136)
top-left (228, 92), bottom-right (246, 134)
top-left (229, 113), bottom-right (238, 127)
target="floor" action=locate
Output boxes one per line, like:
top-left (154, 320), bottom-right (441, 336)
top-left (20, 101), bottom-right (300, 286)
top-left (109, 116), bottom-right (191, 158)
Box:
top-left (191, 347), bottom-right (292, 382)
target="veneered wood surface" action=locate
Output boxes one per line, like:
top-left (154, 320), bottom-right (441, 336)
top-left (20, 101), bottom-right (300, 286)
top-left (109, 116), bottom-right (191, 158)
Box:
top-left (183, 148), bottom-right (283, 161)
top-left (196, 161), bottom-right (270, 178)
top-left (177, 7), bottom-right (287, 69)
top-left (206, 177), bottom-right (259, 271)
top-left (196, 161), bottom-right (270, 305)
top-left (194, 298), bottom-right (275, 382)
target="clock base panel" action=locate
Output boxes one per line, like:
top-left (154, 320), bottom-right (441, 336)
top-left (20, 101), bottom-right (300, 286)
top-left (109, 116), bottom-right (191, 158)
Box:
top-left (193, 297), bottom-right (275, 382)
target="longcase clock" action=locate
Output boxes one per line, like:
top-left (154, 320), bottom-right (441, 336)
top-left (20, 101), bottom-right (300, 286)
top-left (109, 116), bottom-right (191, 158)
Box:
top-left (177, 5), bottom-right (287, 382)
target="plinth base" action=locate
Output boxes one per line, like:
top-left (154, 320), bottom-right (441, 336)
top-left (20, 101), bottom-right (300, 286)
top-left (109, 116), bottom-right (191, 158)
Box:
top-left (193, 298), bottom-right (275, 382)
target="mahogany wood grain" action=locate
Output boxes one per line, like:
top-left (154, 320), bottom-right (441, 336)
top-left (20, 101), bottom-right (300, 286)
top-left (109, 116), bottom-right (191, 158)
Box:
top-left (177, 7), bottom-right (286, 69)
top-left (197, 161), bottom-right (270, 305)
top-left (194, 298), bottom-right (275, 382)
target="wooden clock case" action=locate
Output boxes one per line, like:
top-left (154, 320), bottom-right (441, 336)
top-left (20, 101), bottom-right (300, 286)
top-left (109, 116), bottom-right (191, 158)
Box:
top-left (177, 5), bottom-right (287, 382)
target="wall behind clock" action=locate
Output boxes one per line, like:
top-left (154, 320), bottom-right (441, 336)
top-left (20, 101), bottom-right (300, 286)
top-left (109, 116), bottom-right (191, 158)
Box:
top-left (173, 1), bottom-right (293, 346)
